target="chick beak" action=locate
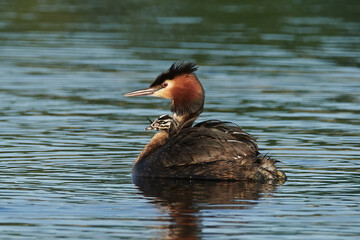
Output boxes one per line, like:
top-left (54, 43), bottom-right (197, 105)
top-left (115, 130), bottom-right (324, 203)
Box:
top-left (123, 87), bottom-right (158, 97)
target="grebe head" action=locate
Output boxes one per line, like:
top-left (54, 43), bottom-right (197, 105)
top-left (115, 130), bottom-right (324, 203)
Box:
top-left (124, 61), bottom-right (205, 116)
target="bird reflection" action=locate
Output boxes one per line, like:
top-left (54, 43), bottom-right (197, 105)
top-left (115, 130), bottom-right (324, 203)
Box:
top-left (134, 178), bottom-right (279, 239)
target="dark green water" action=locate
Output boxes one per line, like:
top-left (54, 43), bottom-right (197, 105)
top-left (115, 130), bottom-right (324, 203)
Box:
top-left (1, 0), bottom-right (359, 239)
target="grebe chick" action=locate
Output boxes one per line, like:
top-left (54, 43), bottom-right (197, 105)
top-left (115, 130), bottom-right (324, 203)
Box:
top-left (145, 114), bottom-right (180, 135)
top-left (124, 61), bottom-right (286, 182)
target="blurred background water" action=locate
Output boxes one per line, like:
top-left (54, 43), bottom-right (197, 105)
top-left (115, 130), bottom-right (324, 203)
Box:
top-left (0, 0), bottom-right (359, 239)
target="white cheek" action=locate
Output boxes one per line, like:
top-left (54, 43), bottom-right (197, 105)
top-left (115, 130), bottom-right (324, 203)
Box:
top-left (153, 88), bottom-right (172, 99)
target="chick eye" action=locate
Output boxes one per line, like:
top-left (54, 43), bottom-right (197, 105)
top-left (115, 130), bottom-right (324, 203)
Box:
top-left (162, 83), bottom-right (168, 87)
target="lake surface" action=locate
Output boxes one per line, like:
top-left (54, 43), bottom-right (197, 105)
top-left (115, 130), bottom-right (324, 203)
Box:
top-left (1, 0), bottom-right (359, 239)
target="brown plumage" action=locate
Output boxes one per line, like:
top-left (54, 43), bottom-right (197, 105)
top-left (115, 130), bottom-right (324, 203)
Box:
top-left (124, 61), bottom-right (286, 182)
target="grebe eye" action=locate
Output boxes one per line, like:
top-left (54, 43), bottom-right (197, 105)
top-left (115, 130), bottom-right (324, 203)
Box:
top-left (162, 83), bottom-right (168, 87)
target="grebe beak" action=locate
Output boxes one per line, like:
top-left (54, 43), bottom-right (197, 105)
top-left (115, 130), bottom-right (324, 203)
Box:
top-left (146, 117), bottom-right (153, 124)
top-left (123, 87), bottom-right (158, 97)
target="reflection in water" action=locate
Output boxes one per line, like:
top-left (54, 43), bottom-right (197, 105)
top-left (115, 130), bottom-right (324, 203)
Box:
top-left (134, 177), bottom-right (278, 239)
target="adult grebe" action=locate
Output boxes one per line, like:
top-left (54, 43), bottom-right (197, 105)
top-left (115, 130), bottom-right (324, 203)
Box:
top-left (124, 61), bottom-right (286, 182)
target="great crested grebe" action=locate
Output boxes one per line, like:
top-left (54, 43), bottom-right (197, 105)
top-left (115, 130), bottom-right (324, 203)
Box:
top-left (124, 61), bottom-right (286, 182)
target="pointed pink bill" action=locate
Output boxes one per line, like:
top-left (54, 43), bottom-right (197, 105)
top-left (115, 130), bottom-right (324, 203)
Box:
top-left (123, 87), bottom-right (158, 97)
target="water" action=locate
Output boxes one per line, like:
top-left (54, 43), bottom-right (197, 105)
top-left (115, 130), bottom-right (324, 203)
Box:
top-left (1, 0), bottom-right (359, 239)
